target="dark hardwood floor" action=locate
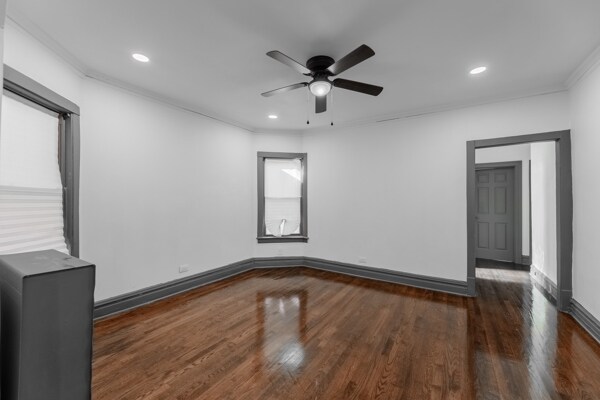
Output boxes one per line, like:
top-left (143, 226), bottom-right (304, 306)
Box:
top-left (93, 266), bottom-right (600, 399)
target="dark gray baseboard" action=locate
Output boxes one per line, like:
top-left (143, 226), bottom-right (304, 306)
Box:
top-left (94, 258), bottom-right (256, 319)
top-left (530, 264), bottom-right (558, 303)
top-left (302, 257), bottom-right (468, 296)
top-left (94, 256), bottom-right (600, 348)
top-left (570, 299), bottom-right (600, 345)
top-left (521, 255), bottom-right (531, 266)
top-left (467, 277), bottom-right (476, 296)
top-left (253, 256), bottom-right (306, 268)
top-left (253, 257), bottom-right (468, 296)
top-left (94, 257), bottom-right (468, 319)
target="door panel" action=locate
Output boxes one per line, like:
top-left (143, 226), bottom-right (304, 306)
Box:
top-left (495, 223), bottom-right (507, 250)
top-left (478, 222), bottom-right (489, 248)
top-left (478, 188), bottom-right (489, 214)
top-left (494, 187), bottom-right (507, 214)
top-left (476, 168), bottom-right (515, 262)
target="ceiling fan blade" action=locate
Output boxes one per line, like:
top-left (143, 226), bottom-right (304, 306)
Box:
top-left (333, 79), bottom-right (383, 96)
top-left (261, 82), bottom-right (308, 97)
top-left (315, 95), bottom-right (327, 113)
top-left (327, 44), bottom-right (375, 76)
top-left (267, 51), bottom-right (312, 75)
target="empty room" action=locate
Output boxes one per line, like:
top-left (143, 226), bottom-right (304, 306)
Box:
top-left (1, 0), bottom-right (600, 399)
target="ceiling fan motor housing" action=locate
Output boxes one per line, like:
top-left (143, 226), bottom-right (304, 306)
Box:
top-left (306, 55), bottom-right (335, 75)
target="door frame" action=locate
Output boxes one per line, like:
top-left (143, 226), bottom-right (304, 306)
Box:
top-left (475, 162), bottom-right (523, 264)
top-left (466, 130), bottom-right (573, 312)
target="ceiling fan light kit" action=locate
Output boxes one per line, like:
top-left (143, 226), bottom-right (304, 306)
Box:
top-left (309, 80), bottom-right (331, 97)
top-left (262, 44), bottom-right (383, 114)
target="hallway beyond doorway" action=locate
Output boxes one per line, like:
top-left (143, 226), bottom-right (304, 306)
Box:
top-left (476, 257), bottom-right (530, 271)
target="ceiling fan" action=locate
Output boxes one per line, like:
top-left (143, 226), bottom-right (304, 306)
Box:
top-left (261, 44), bottom-right (383, 114)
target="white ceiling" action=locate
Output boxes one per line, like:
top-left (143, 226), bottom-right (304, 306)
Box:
top-left (8, 0), bottom-right (600, 131)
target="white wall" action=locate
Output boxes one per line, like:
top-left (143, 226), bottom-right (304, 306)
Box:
top-left (3, 23), bottom-right (260, 301)
top-left (0, 1), bottom-right (7, 123)
top-left (3, 21), bottom-right (310, 301)
top-left (476, 144), bottom-right (531, 258)
top-left (4, 20), bottom-right (83, 104)
top-left (80, 80), bottom-right (255, 300)
top-left (303, 94), bottom-right (569, 282)
top-left (0, 27), bottom-right (4, 120)
top-left (530, 142), bottom-right (557, 283)
top-left (251, 131), bottom-right (306, 258)
top-left (570, 59), bottom-right (600, 321)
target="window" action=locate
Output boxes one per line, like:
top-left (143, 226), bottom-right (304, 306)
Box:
top-left (0, 66), bottom-right (80, 256)
top-left (257, 152), bottom-right (307, 243)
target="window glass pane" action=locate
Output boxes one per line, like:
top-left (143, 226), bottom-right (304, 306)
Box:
top-left (0, 94), bottom-right (62, 189)
top-left (0, 94), bottom-right (68, 255)
top-left (265, 158), bottom-right (302, 198)
top-left (265, 198), bottom-right (301, 236)
top-left (264, 158), bottom-right (302, 236)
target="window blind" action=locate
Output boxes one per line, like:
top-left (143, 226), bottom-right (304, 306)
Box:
top-left (0, 94), bottom-right (68, 255)
top-left (264, 158), bottom-right (302, 236)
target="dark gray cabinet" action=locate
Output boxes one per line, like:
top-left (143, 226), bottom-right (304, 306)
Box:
top-left (0, 250), bottom-right (95, 400)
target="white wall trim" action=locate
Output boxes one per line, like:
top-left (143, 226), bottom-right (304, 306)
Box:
top-left (6, 14), bottom-right (86, 76)
top-left (566, 44), bottom-right (600, 89)
top-left (85, 72), bottom-right (255, 133)
top-left (252, 128), bottom-right (305, 136)
top-left (302, 88), bottom-right (567, 136)
top-left (366, 87), bottom-right (566, 125)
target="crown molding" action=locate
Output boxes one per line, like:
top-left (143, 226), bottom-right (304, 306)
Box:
top-left (251, 128), bottom-right (304, 136)
top-left (85, 70), bottom-right (255, 133)
top-left (372, 85), bottom-right (567, 124)
top-left (6, 12), bottom-right (87, 76)
top-left (301, 85), bottom-right (567, 134)
top-left (5, 7), bottom-right (575, 135)
top-left (6, 10), bottom-right (256, 133)
top-left (566, 44), bottom-right (600, 89)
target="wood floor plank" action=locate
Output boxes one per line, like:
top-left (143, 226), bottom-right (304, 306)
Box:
top-left (93, 265), bottom-right (600, 399)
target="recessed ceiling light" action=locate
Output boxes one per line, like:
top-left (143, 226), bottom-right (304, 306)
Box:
top-left (132, 53), bottom-right (150, 63)
top-left (268, 114), bottom-right (278, 119)
top-left (470, 66), bottom-right (487, 75)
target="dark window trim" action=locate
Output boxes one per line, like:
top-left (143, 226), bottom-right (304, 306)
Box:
top-left (257, 152), bottom-right (308, 243)
top-left (3, 65), bottom-right (81, 257)
top-left (3, 66), bottom-right (80, 115)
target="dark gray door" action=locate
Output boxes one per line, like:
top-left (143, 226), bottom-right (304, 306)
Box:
top-left (476, 168), bottom-right (515, 262)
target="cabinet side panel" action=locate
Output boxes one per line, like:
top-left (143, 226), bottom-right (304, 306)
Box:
top-left (0, 281), bottom-right (23, 400)
top-left (20, 266), bottom-right (95, 400)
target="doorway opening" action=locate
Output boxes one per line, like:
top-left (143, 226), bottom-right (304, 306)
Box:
top-left (466, 130), bottom-right (573, 312)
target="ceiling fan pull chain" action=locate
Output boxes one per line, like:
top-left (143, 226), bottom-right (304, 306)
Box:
top-left (306, 90), bottom-right (310, 124)
top-left (331, 89), bottom-right (334, 126)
